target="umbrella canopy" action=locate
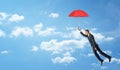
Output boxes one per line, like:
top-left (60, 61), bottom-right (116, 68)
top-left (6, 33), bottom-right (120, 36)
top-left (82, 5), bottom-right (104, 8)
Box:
top-left (69, 10), bottom-right (88, 17)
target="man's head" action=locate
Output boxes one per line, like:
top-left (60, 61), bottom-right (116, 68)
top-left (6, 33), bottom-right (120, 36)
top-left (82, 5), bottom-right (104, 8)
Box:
top-left (85, 29), bottom-right (90, 35)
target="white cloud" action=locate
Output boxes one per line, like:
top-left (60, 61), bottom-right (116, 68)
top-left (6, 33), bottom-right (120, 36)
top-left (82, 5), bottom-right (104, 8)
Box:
top-left (92, 32), bottom-right (114, 41)
top-left (0, 29), bottom-right (6, 37)
top-left (38, 27), bottom-right (57, 36)
top-left (0, 12), bottom-right (8, 24)
top-left (69, 30), bottom-right (81, 39)
top-left (34, 23), bottom-right (43, 32)
top-left (52, 52), bottom-right (76, 64)
top-left (0, 12), bottom-right (8, 21)
top-left (10, 23), bottom-right (60, 38)
top-left (10, 27), bottom-right (33, 37)
top-left (0, 50), bottom-right (9, 54)
top-left (104, 57), bottom-right (120, 64)
top-left (34, 23), bottom-right (60, 36)
top-left (9, 14), bottom-right (24, 22)
top-left (62, 27), bottom-right (84, 39)
top-left (32, 46), bottom-right (39, 52)
top-left (49, 13), bottom-right (59, 18)
top-left (40, 39), bottom-right (88, 54)
top-left (63, 29), bottom-right (81, 39)
top-left (111, 58), bottom-right (120, 64)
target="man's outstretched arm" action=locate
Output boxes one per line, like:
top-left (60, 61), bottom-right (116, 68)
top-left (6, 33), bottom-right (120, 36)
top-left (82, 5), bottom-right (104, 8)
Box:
top-left (80, 32), bottom-right (88, 37)
top-left (78, 27), bottom-right (88, 37)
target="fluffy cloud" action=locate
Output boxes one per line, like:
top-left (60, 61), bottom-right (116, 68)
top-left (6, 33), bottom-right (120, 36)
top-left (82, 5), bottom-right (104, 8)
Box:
top-left (0, 29), bottom-right (6, 37)
top-left (0, 12), bottom-right (8, 21)
top-left (52, 52), bottom-right (76, 64)
top-left (10, 23), bottom-right (60, 38)
top-left (111, 58), bottom-right (120, 64)
top-left (104, 57), bottom-right (120, 64)
top-left (9, 14), bottom-right (24, 22)
top-left (63, 30), bottom-right (81, 39)
top-left (34, 23), bottom-right (43, 32)
top-left (34, 23), bottom-right (60, 36)
top-left (0, 12), bottom-right (8, 24)
top-left (32, 46), bottom-right (39, 52)
top-left (62, 27), bottom-right (81, 39)
top-left (49, 13), bottom-right (59, 18)
top-left (0, 50), bottom-right (9, 54)
top-left (38, 28), bottom-right (57, 36)
top-left (92, 32), bottom-right (114, 41)
top-left (0, 12), bottom-right (24, 24)
top-left (10, 27), bottom-right (33, 37)
top-left (40, 39), bottom-right (88, 54)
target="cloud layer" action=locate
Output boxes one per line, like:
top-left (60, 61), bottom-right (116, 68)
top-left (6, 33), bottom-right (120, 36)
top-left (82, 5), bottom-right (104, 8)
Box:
top-left (0, 12), bottom-right (116, 65)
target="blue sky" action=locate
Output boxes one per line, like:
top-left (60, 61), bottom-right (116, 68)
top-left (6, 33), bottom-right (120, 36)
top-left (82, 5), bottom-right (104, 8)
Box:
top-left (0, 0), bottom-right (120, 70)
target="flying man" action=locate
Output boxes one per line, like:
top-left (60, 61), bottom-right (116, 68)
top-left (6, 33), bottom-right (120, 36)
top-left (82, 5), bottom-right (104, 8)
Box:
top-left (78, 27), bottom-right (112, 65)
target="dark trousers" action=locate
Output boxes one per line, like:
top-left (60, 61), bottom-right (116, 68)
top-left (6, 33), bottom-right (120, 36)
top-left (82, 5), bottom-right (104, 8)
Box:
top-left (92, 44), bottom-right (111, 62)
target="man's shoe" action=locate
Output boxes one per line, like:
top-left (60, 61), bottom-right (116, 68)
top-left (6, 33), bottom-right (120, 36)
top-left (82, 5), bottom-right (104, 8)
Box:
top-left (109, 56), bottom-right (112, 62)
top-left (101, 60), bottom-right (104, 66)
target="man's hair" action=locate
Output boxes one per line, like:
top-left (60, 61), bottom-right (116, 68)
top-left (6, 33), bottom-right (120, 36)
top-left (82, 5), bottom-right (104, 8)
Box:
top-left (85, 29), bottom-right (90, 33)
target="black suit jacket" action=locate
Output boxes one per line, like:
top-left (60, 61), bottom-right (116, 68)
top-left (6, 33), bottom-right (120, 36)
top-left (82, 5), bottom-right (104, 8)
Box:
top-left (80, 32), bottom-right (97, 48)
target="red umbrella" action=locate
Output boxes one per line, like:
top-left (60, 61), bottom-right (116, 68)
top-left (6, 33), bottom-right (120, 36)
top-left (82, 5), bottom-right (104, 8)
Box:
top-left (69, 10), bottom-right (88, 17)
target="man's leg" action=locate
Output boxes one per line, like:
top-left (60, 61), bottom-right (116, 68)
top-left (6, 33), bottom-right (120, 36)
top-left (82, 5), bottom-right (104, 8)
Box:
top-left (95, 44), bottom-right (111, 62)
top-left (93, 48), bottom-right (103, 65)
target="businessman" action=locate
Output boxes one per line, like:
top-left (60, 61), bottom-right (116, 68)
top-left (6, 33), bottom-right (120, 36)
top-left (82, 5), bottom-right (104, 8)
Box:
top-left (78, 27), bottom-right (111, 65)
